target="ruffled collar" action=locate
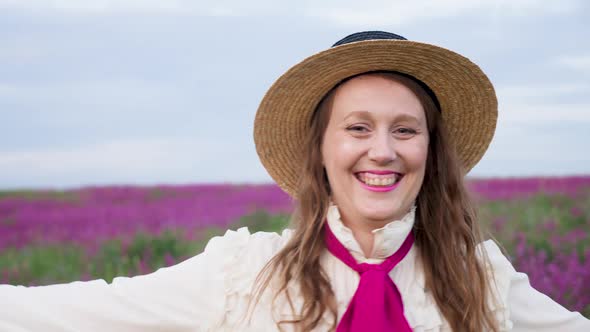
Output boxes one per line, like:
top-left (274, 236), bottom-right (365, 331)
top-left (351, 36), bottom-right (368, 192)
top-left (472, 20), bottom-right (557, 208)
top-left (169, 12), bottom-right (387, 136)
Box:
top-left (326, 203), bottom-right (416, 262)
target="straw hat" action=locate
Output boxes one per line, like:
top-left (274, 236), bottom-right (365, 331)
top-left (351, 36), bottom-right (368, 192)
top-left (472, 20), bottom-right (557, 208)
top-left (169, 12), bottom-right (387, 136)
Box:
top-left (254, 31), bottom-right (497, 198)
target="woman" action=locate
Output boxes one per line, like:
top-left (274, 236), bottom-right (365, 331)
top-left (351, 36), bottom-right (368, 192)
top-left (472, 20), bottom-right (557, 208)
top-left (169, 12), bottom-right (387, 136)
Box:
top-left (0, 31), bottom-right (588, 331)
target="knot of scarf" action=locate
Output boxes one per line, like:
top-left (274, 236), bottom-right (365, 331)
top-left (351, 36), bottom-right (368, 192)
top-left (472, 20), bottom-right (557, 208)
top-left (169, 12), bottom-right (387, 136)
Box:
top-left (324, 221), bottom-right (414, 332)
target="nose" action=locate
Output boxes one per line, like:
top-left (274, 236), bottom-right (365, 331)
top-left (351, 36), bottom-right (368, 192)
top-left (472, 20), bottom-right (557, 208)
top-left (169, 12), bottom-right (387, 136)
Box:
top-left (367, 131), bottom-right (397, 164)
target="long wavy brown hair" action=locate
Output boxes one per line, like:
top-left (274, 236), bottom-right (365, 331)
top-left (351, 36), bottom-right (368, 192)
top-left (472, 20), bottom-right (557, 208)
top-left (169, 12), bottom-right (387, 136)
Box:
top-left (250, 71), bottom-right (500, 331)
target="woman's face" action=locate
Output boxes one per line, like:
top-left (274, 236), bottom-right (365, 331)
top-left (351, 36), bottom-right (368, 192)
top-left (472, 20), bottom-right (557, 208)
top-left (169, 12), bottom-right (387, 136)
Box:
top-left (321, 74), bottom-right (429, 230)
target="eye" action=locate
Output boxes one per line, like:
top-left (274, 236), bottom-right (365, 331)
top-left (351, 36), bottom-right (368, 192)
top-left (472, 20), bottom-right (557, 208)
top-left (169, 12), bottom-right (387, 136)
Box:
top-left (394, 127), bottom-right (417, 135)
top-left (347, 125), bottom-right (369, 133)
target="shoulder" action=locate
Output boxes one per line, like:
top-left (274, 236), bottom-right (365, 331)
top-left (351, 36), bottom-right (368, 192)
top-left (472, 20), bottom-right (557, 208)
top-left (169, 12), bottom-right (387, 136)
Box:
top-left (476, 240), bottom-right (517, 295)
top-left (203, 226), bottom-right (293, 262)
top-left (201, 227), bottom-right (293, 328)
top-left (477, 239), bottom-right (515, 279)
top-left (202, 227), bottom-right (294, 292)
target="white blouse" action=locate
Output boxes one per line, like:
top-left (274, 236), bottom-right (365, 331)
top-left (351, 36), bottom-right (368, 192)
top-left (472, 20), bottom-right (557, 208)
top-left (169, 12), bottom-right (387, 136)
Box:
top-left (0, 204), bottom-right (588, 331)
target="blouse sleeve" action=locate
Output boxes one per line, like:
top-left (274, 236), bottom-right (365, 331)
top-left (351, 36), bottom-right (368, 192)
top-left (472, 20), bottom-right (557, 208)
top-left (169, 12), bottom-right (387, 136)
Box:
top-left (482, 240), bottom-right (590, 331)
top-left (0, 227), bottom-right (254, 332)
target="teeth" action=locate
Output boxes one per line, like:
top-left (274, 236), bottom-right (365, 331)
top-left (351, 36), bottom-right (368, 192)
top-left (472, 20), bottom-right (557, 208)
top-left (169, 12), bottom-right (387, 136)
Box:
top-left (357, 173), bottom-right (400, 187)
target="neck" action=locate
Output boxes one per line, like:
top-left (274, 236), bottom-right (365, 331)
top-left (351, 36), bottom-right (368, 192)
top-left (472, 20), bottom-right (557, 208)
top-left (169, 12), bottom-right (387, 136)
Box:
top-left (339, 215), bottom-right (387, 258)
top-left (336, 207), bottom-right (415, 258)
top-left (351, 227), bottom-right (375, 257)
top-left (326, 203), bottom-right (417, 261)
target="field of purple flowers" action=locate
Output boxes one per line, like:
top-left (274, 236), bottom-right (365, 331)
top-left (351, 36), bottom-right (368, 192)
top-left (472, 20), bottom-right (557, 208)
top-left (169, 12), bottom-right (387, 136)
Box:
top-left (1, 176), bottom-right (589, 317)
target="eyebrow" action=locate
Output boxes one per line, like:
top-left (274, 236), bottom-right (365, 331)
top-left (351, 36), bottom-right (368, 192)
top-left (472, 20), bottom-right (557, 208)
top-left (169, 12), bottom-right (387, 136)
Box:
top-left (343, 110), bottom-right (422, 124)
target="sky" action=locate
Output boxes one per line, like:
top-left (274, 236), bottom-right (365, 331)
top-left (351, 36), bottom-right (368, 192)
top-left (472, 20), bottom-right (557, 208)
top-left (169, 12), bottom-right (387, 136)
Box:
top-left (0, 0), bottom-right (589, 190)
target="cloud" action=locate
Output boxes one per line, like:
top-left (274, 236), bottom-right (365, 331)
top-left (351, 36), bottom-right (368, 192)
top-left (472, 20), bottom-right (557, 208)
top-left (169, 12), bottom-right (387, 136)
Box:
top-left (496, 82), bottom-right (590, 100)
top-left (0, 0), bottom-right (185, 14)
top-left (554, 54), bottom-right (590, 72)
top-left (0, 0), bottom-right (284, 16)
top-left (496, 82), bottom-right (590, 124)
top-left (498, 102), bottom-right (590, 124)
top-left (0, 138), bottom-right (177, 172)
top-left (1, 0), bottom-right (587, 187)
top-left (471, 103), bottom-right (590, 177)
top-left (0, 42), bottom-right (49, 63)
top-left (0, 79), bottom-right (184, 110)
top-left (1, 0), bottom-right (582, 22)
top-left (0, 137), bottom-right (272, 189)
top-left (303, 0), bottom-right (581, 26)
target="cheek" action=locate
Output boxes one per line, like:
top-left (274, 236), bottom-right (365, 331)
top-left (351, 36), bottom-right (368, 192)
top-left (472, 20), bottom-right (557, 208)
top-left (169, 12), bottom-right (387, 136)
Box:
top-left (323, 137), bottom-right (360, 167)
top-left (322, 135), bottom-right (342, 176)
top-left (400, 141), bottom-right (428, 200)
top-left (401, 139), bottom-right (429, 171)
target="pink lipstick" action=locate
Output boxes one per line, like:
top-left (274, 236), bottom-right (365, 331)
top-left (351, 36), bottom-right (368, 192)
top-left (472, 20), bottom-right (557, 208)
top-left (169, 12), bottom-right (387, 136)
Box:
top-left (355, 171), bottom-right (402, 192)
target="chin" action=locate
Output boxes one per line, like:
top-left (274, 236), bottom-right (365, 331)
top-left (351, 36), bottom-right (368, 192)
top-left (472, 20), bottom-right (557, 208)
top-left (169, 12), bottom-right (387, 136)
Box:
top-left (375, 205), bottom-right (410, 222)
top-left (363, 208), bottom-right (400, 223)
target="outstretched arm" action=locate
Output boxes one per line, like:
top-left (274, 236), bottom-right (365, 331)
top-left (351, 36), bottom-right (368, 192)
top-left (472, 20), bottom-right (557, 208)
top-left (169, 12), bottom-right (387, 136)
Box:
top-left (508, 268), bottom-right (590, 332)
top-left (0, 239), bottom-right (228, 331)
top-left (482, 240), bottom-right (590, 331)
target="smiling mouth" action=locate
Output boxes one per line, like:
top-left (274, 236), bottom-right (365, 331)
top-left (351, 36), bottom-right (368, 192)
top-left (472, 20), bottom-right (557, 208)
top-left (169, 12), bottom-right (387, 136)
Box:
top-left (354, 172), bottom-right (404, 187)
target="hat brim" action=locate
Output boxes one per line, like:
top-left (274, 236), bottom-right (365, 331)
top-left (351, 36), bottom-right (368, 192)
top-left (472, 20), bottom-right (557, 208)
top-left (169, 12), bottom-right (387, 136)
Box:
top-left (254, 39), bottom-right (497, 198)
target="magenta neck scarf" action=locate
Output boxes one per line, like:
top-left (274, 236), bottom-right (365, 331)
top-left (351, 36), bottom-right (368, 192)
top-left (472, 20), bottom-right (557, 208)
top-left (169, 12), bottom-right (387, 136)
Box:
top-left (324, 221), bottom-right (414, 332)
